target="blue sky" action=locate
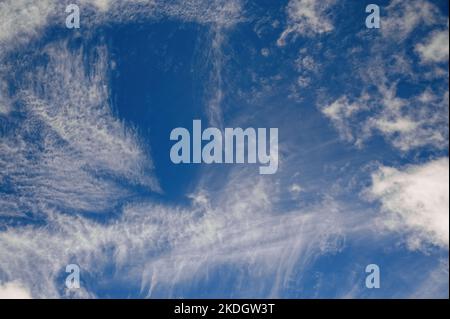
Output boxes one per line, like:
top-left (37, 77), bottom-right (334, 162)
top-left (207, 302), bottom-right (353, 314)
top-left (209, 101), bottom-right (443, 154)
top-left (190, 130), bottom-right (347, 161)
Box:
top-left (0, 0), bottom-right (448, 298)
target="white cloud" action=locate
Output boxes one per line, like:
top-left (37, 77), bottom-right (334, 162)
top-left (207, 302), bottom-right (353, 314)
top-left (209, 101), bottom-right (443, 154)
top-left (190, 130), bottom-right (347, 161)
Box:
top-left (85, 0), bottom-right (114, 11)
top-left (0, 41), bottom-right (159, 216)
top-left (318, 0), bottom-right (448, 152)
top-left (296, 75), bottom-right (310, 88)
top-left (373, 117), bottom-right (418, 134)
top-left (277, 0), bottom-right (336, 46)
top-left (382, 0), bottom-right (445, 41)
top-left (291, 50), bottom-right (322, 89)
top-left (416, 29), bottom-right (450, 63)
top-left (0, 0), bottom-right (243, 133)
top-left (289, 183), bottom-right (303, 193)
top-left (321, 95), bottom-right (368, 144)
top-left (0, 0), bottom-right (243, 57)
top-left (334, 22), bottom-right (450, 224)
top-left (0, 0), bottom-right (54, 49)
top-left (288, 183), bottom-right (303, 200)
top-left (322, 84), bottom-right (449, 151)
top-left (0, 103), bottom-right (8, 116)
top-left (410, 259), bottom-right (449, 298)
top-left (285, 0), bottom-right (447, 115)
top-left (368, 158), bottom-right (449, 250)
top-left (295, 55), bottom-right (317, 72)
top-left (0, 0), bottom-right (447, 299)
top-left (0, 282), bottom-right (32, 299)
top-left (374, 89), bottom-right (448, 151)
top-left (0, 169), bottom-right (366, 298)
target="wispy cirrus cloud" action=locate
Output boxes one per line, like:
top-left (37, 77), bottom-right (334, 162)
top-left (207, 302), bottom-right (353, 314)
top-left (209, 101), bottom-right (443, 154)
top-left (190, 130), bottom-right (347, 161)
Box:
top-left (0, 41), bottom-right (159, 217)
top-left (0, 1), bottom-right (357, 298)
top-left (0, 0), bottom-right (243, 56)
top-left (0, 0), bottom-right (448, 299)
top-left (0, 169), bottom-right (368, 298)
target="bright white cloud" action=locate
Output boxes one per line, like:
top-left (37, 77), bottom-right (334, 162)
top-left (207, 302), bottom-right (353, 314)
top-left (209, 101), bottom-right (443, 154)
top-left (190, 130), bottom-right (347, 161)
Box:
top-left (368, 158), bottom-right (449, 250)
top-left (382, 0), bottom-right (445, 41)
top-left (322, 82), bottom-right (448, 151)
top-left (0, 0), bottom-right (54, 49)
top-left (321, 95), bottom-right (369, 145)
top-left (277, 0), bottom-right (336, 46)
top-left (416, 29), bottom-right (450, 63)
top-left (0, 282), bottom-right (32, 299)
